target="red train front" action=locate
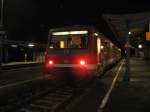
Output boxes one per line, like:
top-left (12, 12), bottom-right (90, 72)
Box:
top-left (43, 25), bottom-right (121, 79)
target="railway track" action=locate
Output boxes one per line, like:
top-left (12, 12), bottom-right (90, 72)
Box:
top-left (18, 85), bottom-right (79, 112)
top-left (0, 76), bottom-right (94, 112)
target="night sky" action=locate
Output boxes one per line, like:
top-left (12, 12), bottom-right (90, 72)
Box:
top-left (3, 0), bottom-right (150, 44)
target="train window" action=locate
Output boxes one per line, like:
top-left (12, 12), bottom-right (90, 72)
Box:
top-left (68, 36), bottom-right (81, 48)
top-left (60, 41), bottom-right (65, 48)
top-left (49, 32), bottom-right (88, 49)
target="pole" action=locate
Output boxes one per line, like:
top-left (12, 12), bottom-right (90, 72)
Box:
top-left (0, 0), bottom-right (4, 72)
top-left (124, 38), bottom-right (130, 81)
top-left (123, 21), bottom-right (130, 82)
top-left (0, 0), bottom-right (3, 25)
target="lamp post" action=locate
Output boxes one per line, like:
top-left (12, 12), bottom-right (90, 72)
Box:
top-left (0, 0), bottom-right (4, 72)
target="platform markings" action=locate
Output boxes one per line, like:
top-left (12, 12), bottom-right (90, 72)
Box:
top-left (2, 66), bottom-right (41, 72)
top-left (97, 61), bottom-right (124, 112)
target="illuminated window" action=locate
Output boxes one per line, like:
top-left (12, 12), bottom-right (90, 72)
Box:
top-left (49, 31), bottom-right (88, 49)
top-left (60, 41), bottom-right (65, 48)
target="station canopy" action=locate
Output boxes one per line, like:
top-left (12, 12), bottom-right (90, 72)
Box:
top-left (103, 12), bottom-right (150, 48)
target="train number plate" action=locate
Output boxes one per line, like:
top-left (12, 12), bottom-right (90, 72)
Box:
top-left (64, 60), bottom-right (69, 64)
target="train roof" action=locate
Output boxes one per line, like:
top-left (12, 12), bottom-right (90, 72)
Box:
top-left (49, 25), bottom-right (96, 32)
top-left (49, 25), bottom-right (108, 39)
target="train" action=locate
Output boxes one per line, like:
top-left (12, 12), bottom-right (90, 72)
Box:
top-left (43, 25), bottom-right (121, 79)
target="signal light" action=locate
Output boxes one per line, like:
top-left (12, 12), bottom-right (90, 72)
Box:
top-left (80, 60), bottom-right (85, 65)
top-left (48, 60), bottom-right (53, 65)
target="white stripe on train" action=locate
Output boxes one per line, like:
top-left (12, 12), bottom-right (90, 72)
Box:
top-left (47, 64), bottom-right (97, 70)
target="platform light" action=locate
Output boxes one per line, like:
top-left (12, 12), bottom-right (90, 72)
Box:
top-left (28, 43), bottom-right (35, 47)
top-left (138, 44), bottom-right (142, 49)
top-left (11, 44), bottom-right (18, 48)
top-left (128, 32), bottom-right (131, 35)
top-left (52, 31), bottom-right (88, 35)
top-left (94, 33), bottom-right (98, 36)
top-left (49, 46), bottom-right (54, 48)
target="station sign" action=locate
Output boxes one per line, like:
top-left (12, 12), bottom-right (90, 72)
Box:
top-left (146, 32), bottom-right (150, 41)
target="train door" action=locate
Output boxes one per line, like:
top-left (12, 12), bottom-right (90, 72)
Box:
top-left (109, 42), bottom-right (114, 63)
top-left (96, 37), bottom-right (101, 63)
top-left (100, 38), bottom-right (105, 67)
top-left (94, 33), bottom-right (103, 75)
top-left (106, 41), bottom-right (113, 64)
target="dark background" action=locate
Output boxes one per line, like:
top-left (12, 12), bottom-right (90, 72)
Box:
top-left (2, 0), bottom-right (150, 44)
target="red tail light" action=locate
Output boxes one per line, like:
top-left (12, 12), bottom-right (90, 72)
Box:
top-left (80, 60), bottom-right (85, 65)
top-left (48, 60), bottom-right (53, 65)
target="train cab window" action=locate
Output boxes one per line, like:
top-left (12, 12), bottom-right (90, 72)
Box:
top-left (67, 36), bottom-right (81, 48)
top-left (68, 35), bottom-right (88, 48)
top-left (49, 32), bottom-right (88, 49)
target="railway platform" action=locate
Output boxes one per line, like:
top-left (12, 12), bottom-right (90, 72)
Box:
top-left (64, 57), bottom-right (150, 112)
top-left (103, 57), bottom-right (150, 112)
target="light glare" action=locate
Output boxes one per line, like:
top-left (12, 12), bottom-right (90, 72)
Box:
top-left (49, 60), bottom-right (53, 65)
top-left (94, 33), bottom-right (98, 36)
top-left (11, 45), bottom-right (17, 48)
top-left (80, 60), bottom-right (85, 65)
top-left (128, 32), bottom-right (131, 35)
top-left (101, 45), bottom-right (104, 49)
